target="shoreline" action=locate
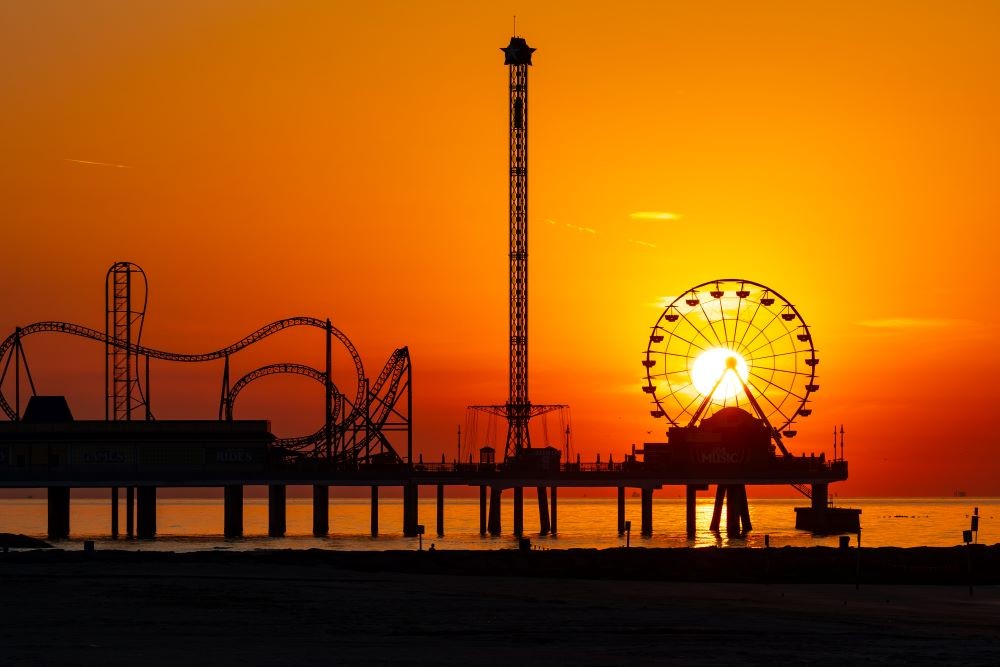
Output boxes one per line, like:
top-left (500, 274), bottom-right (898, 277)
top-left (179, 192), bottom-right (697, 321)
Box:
top-left (5, 544), bottom-right (998, 585)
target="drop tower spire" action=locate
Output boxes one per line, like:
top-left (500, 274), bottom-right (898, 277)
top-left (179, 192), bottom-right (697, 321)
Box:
top-left (501, 35), bottom-right (535, 459)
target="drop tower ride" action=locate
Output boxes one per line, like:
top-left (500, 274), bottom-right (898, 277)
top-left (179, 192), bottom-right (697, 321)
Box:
top-left (502, 35), bottom-right (535, 459)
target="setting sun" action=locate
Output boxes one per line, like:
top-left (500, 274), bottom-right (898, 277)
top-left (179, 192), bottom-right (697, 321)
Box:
top-left (690, 347), bottom-right (749, 400)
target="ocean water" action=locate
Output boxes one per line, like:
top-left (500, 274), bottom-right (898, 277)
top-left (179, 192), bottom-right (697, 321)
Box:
top-left (1, 495), bottom-right (994, 552)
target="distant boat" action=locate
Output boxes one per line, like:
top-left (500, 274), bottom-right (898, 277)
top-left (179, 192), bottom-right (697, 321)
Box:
top-left (954, 490), bottom-right (967, 497)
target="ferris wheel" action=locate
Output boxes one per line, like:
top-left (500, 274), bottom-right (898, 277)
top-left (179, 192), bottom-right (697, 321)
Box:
top-left (642, 279), bottom-right (818, 439)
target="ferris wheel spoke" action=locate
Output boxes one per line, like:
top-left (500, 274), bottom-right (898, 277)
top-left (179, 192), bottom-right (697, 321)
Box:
top-left (746, 370), bottom-right (807, 403)
top-left (745, 376), bottom-right (795, 428)
top-left (739, 309), bottom-right (784, 353)
top-left (735, 299), bottom-right (765, 350)
top-left (696, 300), bottom-right (726, 347)
top-left (663, 328), bottom-right (709, 354)
top-left (748, 348), bottom-right (806, 363)
top-left (677, 310), bottom-right (718, 350)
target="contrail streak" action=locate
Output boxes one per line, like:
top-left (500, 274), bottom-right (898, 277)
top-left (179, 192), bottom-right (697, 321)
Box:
top-left (65, 158), bottom-right (131, 169)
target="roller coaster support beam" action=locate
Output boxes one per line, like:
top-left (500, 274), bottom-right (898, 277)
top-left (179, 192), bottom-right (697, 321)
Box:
top-left (325, 319), bottom-right (333, 460)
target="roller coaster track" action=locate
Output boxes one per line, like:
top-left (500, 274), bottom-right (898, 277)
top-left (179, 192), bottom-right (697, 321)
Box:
top-left (223, 363), bottom-right (344, 451)
top-left (0, 318), bottom-right (365, 424)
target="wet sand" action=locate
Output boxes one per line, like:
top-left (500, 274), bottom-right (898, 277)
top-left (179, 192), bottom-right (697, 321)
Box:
top-left (2, 549), bottom-right (998, 665)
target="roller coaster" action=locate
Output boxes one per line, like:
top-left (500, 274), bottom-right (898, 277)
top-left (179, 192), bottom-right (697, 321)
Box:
top-left (0, 262), bottom-right (411, 466)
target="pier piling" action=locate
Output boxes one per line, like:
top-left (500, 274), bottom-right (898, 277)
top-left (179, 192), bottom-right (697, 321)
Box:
top-left (312, 484), bottom-right (329, 537)
top-left (403, 483), bottom-right (418, 537)
top-left (126, 486), bottom-right (134, 538)
top-left (436, 484), bottom-right (445, 537)
top-left (685, 485), bottom-right (698, 538)
top-left (550, 486), bottom-right (557, 535)
top-left (479, 485), bottom-right (487, 535)
top-left (136, 486), bottom-right (156, 539)
top-left (47, 486), bottom-right (70, 540)
top-left (617, 487), bottom-right (626, 535)
top-left (640, 488), bottom-right (653, 536)
top-left (268, 484), bottom-right (286, 537)
top-left (223, 484), bottom-right (243, 538)
top-left (710, 485), bottom-right (725, 531)
top-left (513, 487), bottom-right (523, 536)
top-left (488, 487), bottom-right (502, 535)
top-left (110, 487), bottom-right (119, 538)
top-left (370, 485), bottom-right (379, 537)
top-left (536, 486), bottom-right (550, 535)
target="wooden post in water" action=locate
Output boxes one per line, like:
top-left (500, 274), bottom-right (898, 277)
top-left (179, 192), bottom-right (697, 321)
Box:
top-left (370, 485), bottom-right (379, 537)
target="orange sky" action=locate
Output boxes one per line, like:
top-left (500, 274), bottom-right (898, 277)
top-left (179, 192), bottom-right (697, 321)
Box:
top-left (1, 1), bottom-right (999, 496)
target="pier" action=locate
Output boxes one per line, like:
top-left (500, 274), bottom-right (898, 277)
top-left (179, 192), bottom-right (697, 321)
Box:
top-left (0, 415), bottom-right (849, 541)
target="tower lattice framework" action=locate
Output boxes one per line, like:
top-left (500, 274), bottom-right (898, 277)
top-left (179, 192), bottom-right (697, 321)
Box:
top-left (505, 36), bottom-right (533, 459)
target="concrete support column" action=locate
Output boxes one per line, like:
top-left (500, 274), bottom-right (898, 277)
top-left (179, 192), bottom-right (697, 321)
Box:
top-left (617, 486), bottom-right (626, 535)
top-left (737, 485), bottom-right (753, 532)
top-left (811, 483), bottom-right (828, 511)
top-left (550, 487), bottom-right (558, 535)
top-left (710, 484), bottom-right (725, 531)
top-left (47, 486), bottom-right (70, 540)
top-left (725, 485), bottom-right (740, 536)
top-left (223, 484), bottom-right (243, 538)
top-left (536, 486), bottom-right (550, 535)
top-left (640, 488), bottom-right (653, 537)
top-left (686, 485), bottom-right (698, 538)
top-left (479, 485), bottom-right (487, 536)
top-left (126, 486), bottom-right (135, 538)
top-left (110, 487), bottom-right (119, 539)
top-left (370, 485), bottom-right (379, 537)
top-left (312, 484), bottom-right (329, 537)
top-left (268, 484), bottom-right (286, 537)
top-left (403, 483), bottom-right (418, 537)
top-left (513, 487), bottom-right (523, 537)
top-left (436, 484), bottom-right (445, 537)
top-left (136, 486), bottom-right (156, 539)
top-left (488, 487), bottom-right (502, 536)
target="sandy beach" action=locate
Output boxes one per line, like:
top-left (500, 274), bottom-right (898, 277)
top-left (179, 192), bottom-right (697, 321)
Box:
top-left (2, 548), bottom-right (998, 665)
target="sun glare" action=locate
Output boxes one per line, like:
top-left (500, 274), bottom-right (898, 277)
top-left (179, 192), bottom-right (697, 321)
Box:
top-left (690, 348), bottom-right (750, 400)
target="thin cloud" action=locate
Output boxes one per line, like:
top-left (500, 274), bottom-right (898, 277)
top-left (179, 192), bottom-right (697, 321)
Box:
top-left (544, 218), bottom-right (598, 234)
top-left (65, 158), bottom-right (131, 169)
top-left (630, 211), bottom-right (680, 221)
top-left (627, 239), bottom-right (657, 249)
top-left (856, 318), bottom-right (967, 329)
